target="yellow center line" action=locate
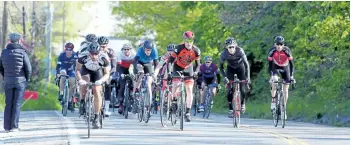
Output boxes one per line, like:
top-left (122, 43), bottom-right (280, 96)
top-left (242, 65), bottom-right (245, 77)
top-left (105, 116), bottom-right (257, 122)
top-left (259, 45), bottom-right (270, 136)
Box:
top-left (242, 126), bottom-right (295, 145)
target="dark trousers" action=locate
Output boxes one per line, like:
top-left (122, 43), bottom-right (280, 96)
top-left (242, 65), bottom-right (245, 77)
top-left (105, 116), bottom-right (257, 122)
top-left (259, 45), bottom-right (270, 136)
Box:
top-left (3, 81), bottom-right (26, 130)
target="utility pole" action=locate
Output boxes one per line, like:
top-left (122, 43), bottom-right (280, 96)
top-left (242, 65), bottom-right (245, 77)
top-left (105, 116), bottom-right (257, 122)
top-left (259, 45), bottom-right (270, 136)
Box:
top-left (1, 1), bottom-right (8, 50)
top-left (30, 1), bottom-right (36, 50)
top-left (22, 6), bottom-right (26, 37)
top-left (45, 3), bottom-right (54, 83)
top-left (62, 1), bottom-right (65, 51)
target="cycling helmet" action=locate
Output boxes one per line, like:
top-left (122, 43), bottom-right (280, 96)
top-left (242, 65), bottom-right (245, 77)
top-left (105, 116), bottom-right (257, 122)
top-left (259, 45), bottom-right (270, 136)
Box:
top-left (143, 40), bottom-right (154, 50)
top-left (166, 44), bottom-right (176, 51)
top-left (97, 36), bottom-right (109, 45)
top-left (204, 56), bottom-right (212, 62)
top-left (9, 33), bottom-right (21, 43)
top-left (183, 31), bottom-right (195, 39)
top-left (88, 42), bottom-right (100, 54)
top-left (122, 43), bottom-right (133, 50)
top-left (85, 34), bottom-right (97, 42)
top-left (274, 36), bottom-right (284, 44)
top-left (65, 42), bottom-right (74, 51)
top-left (225, 37), bottom-right (237, 46)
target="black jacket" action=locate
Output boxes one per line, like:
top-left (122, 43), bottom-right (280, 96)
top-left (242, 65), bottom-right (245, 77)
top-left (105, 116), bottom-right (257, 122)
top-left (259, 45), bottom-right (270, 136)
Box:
top-left (0, 43), bottom-right (32, 85)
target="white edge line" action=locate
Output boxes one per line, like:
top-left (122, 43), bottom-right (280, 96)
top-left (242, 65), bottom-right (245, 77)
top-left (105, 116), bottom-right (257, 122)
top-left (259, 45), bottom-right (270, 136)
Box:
top-left (54, 111), bottom-right (81, 145)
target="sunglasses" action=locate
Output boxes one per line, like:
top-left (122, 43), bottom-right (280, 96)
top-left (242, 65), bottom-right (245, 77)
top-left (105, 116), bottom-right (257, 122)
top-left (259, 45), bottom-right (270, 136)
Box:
top-left (144, 49), bottom-right (152, 52)
top-left (205, 61), bottom-right (211, 64)
top-left (228, 46), bottom-right (235, 49)
top-left (100, 45), bottom-right (107, 48)
top-left (184, 38), bottom-right (194, 43)
top-left (89, 52), bottom-right (99, 56)
top-left (276, 43), bottom-right (284, 46)
top-left (123, 49), bottom-right (130, 51)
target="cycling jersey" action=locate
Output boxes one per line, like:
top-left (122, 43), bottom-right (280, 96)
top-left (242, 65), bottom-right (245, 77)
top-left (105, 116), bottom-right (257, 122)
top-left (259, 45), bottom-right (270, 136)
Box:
top-left (168, 44), bottom-right (201, 79)
top-left (117, 51), bottom-right (135, 74)
top-left (101, 48), bottom-right (117, 73)
top-left (78, 52), bottom-right (110, 82)
top-left (267, 46), bottom-right (294, 82)
top-left (77, 41), bottom-right (91, 58)
top-left (171, 44), bottom-right (200, 69)
top-left (56, 52), bottom-right (78, 77)
top-left (135, 47), bottom-right (158, 64)
top-left (199, 63), bottom-right (221, 84)
top-left (219, 46), bottom-right (250, 80)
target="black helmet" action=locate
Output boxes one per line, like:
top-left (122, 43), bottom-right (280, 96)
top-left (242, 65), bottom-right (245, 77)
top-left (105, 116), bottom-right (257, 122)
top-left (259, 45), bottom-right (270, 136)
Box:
top-left (97, 36), bottom-right (109, 45)
top-left (85, 34), bottom-right (97, 42)
top-left (88, 42), bottom-right (100, 54)
top-left (274, 36), bottom-right (284, 44)
top-left (225, 37), bottom-right (237, 46)
top-left (9, 33), bottom-right (21, 43)
top-left (143, 40), bottom-right (154, 49)
top-left (166, 44), bottom-right (176, 51)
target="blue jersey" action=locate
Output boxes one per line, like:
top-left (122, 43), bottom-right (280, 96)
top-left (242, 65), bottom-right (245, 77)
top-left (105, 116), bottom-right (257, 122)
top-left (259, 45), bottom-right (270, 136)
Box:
top-left (56, 52), bottom-right (78, 77)
top-left (136, 47), bottom-right (158, 64)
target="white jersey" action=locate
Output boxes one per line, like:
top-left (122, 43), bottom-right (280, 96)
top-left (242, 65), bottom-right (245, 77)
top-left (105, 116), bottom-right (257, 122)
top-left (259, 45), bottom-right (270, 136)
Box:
top-left (78, 41), bottom-right (91, 58)
top-left (78, 52), bottom-right (110, 71)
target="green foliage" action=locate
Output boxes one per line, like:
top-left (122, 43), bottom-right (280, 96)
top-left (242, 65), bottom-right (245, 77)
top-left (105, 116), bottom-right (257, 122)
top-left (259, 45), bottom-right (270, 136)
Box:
top-left (114, 1), bottom-right (349, 126)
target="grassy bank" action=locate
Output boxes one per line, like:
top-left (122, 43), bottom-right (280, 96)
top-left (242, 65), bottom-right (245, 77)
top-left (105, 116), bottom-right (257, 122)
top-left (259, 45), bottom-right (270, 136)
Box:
top-left (211, 89), bottom-right (350, 127)
top-left (0, 82), bottom-right (61, 112)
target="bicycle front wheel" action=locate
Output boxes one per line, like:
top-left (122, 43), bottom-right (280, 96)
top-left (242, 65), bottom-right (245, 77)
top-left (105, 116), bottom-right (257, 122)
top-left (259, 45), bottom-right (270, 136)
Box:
top-left (62, 85), bottom-right (69, 117)
top-left (233, 93), bottom-right (241, 128)
top-left (86, 97), bottom-right (91, 138)
top-left (160, 90), bottom-right (170, 127)
top-left (124, 85), bottom-right (130, 119)
top-left (180, 91), bottom-right (185, 131)
top-left (144, 89), bottom-right (151, 123)
top-left (281, 93), bottom-right (286, 128)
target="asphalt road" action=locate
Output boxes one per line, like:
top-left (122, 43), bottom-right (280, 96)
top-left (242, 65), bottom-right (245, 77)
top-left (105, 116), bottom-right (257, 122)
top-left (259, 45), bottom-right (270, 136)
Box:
top-left (0, 110), bottom-right (349, 145)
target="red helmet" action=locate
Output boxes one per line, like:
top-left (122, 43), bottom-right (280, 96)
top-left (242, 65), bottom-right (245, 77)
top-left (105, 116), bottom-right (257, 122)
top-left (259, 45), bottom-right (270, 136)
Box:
top-left (65, 42), bottom-right (74, 51)
top-left (183, 31), bottom-right (195, 39)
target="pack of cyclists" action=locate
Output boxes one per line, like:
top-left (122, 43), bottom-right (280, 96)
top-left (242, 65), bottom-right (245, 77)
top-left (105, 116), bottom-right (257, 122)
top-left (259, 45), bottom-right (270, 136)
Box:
top-left (55, 32), bottom-right (295, 128)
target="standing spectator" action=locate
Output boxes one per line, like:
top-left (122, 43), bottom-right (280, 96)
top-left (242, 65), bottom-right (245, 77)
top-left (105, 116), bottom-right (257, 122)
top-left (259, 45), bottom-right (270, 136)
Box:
top-left (0, 33), bottom-right (32, 133)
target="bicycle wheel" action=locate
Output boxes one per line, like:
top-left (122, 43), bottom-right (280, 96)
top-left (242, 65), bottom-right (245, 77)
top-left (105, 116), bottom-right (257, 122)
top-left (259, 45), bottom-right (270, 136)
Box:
top-left (144, 89), bottom-right (151, 123)
top-left (124, 85), bottom-right (130, 119)
top-left (272, 96), bottom-right (279, 127)
top-left (62, 85), bottom-right (69, 117)
top-left (180, 90), bottom-right (185, 131)
top-left (170, 98), bottom-right (177, 126)
top-left (233, 92), bottom-right (241, 128)
top-left (193, 88), bottom-right (198, 116)
top-left (86, 96), bottom-right (91, 138)
top-left (281, 92), bottom-right (286, 128)
top-left (205, 91), bottom-right (213, 119)
top-left (111, 86), bottom-right (116, 113)
top-left (160, 90), bottom-right (170, 127)
top-left (137, 91), bottom-right (143, 122)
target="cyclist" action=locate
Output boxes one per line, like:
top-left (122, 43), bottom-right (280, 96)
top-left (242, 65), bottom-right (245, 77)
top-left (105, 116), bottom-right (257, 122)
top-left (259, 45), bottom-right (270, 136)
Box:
top-left (198, 56), bottom-right (221, 112)
top-left (116, 43), bottom-right (136, 114)
top-left (268, 36), bottom-right (294, 119)
top-left (154, 43), bottom-right (177, 92)
top-left (220, 37), bottom-right (250, 118)
top-left (133, 40), bottom-right (159, 116)
top-left (78, 34), bottom-right (98, 58)
top-left (97, 36), bottom-right (117, 117)
top-left (55, 42), bottom-right (78, 111)
top-left (166, 31), bottom-right (201, 122)
top-left (76, 42), bottom-right (110, 129)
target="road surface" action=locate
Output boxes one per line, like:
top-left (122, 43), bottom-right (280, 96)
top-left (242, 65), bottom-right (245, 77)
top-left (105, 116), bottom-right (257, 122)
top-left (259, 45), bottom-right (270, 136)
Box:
top-left (0, 110), bottom-right (349, 145)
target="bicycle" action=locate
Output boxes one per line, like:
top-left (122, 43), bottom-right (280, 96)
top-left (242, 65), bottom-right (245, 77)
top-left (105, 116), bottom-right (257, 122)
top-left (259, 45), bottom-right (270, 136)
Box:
top-left (228, 74), bottom-right (248, 128)
top-left (57, 74), bottom-right (74, 117)
top-left (110, 72), bottom-right (119, 113)
top-left (151, 75), bottom-right (162, 115)
top-left (271, 76), bottom-right (295, 128)
top-left (192, 76), bottom-right (201, 116)
top-left (203, 83), bottom-right (216, 119)
top-left (83, 82), bottom-right (104, 138)
top-left (160, 73), bottom-right (172, 127)
top-left (121, 74), bottom-right (134, 119)
top-left (170, 71), bottom-right (186, 131)
top-left (137, 73), bottom-right (153, 123)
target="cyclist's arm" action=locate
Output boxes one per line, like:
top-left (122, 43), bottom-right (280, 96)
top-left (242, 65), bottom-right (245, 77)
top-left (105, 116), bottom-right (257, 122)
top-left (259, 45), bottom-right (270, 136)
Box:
top-left (284, 47), bottom-right (294, 77)
top-left (75, 59), bottom-right (83, 81)
top-left (241, 49), bottom-right (250, 81)
top-left (267, 47), bottom-right (275, 76)
top-left (101, 57), bottom-right (111, 82)
top-left (56, 54), bottom-right (63, 76)
top-left (153, 59), bottom-right (159, 70)
top-left (133, 56), bottom-right (140, 74)
top-left (214, 64), bottom-right (221, 84)
top-left (219, 51), bottom-right (226, 77)
top-left (110, 58), bottom-right (117, 73)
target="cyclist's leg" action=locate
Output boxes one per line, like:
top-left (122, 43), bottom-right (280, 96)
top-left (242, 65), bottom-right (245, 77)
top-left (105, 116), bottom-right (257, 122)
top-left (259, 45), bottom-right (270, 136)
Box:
top-left (104, 77), bottom-right (112, 115)
top-left (281, 66), bottom-right (291, 119)
top-left (79, 68), bottom-right (90, 115)
top-left (144, 63), bottom-right (154, 107)
top-left (117, 76), bottom-right (126, 113)
top-left (235, 64), bottom-right (247, 108)
top-left (133, 63), bottom-right (144, 93)
top-left (226, 66), bottom-right (235, 117)
top-left (270, 65), bottom-right (280, 110)
top-left (68, 77), bottom-right (76, 109)
top-left (210, 78), bottom-right (217, 97)
top-left (199, 81), bottom-right (205, 105)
